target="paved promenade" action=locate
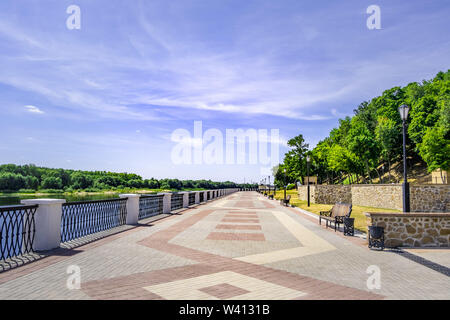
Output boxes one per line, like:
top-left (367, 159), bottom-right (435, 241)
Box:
top-left (0, 192), bottom-right (448, 300)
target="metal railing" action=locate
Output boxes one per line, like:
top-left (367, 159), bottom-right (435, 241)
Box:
top-left (139, 194), bottom-right (164, 220)
top-left (61, 198), bottom-right (127, 243)
top-left (0, 205), bottom-right (37, 261)
top-left (188, 193), bottom-right (195, 206)
top-left (171, 193), bottom-right (184, 211)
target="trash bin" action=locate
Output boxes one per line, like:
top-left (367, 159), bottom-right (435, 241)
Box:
top-left (368, 226), bottom-right (385, 250)
top-left (343, 217), bottom-right (355, 236)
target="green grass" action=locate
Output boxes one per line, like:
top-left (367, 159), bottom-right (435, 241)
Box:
top-left (274, 190), bottom-right (400, 233)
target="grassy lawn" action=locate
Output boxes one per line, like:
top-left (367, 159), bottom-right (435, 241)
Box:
top-left (273, 190), bottom-right (400, 233)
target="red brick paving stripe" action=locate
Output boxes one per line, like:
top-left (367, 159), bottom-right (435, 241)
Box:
top-left (224, 214), bottom-right (258, 219)
top-left (221, 218), bottom-right (259, 223)
top-left (262, 201), bottom-right (276, 208)
top-left (199, 283), bottom-right (250, 299)
top-left (234, 201), bottom-right (254, 208)
top-left (226, 213), bottom-right (258, 216)
top-left (207, 232), bottom-right (266, 241)
top-left (227, 211), bottom-right (257, 214)
top-left (216, 224), bottom-right (262, 230)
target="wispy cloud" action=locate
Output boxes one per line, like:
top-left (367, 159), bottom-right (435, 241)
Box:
top-left (0, 1), bottom-right (397, 121)
top-left (24, 105), bottom-right (44, 114)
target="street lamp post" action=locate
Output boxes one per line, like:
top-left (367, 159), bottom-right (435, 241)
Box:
top-left (283, 168), bottom-right (287, 201)
top-left (398, 104), bottom-right (410, 212)
top-left (306, 155), bottom-right (311, 207)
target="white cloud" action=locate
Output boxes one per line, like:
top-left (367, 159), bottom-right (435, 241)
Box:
top-left (1, 2), bottom-right (449, 124)
top-left (24, 105), bottom-right (44, 114)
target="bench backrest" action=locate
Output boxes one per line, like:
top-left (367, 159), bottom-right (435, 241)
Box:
top-left (330, 203), bottom-right (352, 218)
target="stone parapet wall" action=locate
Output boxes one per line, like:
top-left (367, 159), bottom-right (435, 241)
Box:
top-left (365, 212), bottom-right (450, 247)
top-left (351, 185), bottom-right (403, 210)
top-left (410, 185), bottom-right (450, 212)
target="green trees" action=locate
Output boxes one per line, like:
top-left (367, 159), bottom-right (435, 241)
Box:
top-left (419, 126), bottom-right (449, 173)
top-left (274, 70), bottom-right (450, 186)
top-left (281, 134), bottom-right (309, 184)
top-left (0, 164), bottom-right (250, 192)
top-left (375, 117), bottom-right (400, 182)
top-left (0, 172), bottom-right (27, 191)
top-left (346, 117), bottom-right (380, 183)
top-left (418, 93), bottom-right (450, 176)
top-left (70, 172), bottom-right (93, 189)
top-left (41, 176), bottom-right (63, 189)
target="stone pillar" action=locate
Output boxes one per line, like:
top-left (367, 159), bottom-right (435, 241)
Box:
top-left (21, 198), bottom-right (66, 251)
top-left (158, 193), bottom-right (172, 214)
top-left (119, 194), bottom-right (140, 225)
top-left (203, 191), bottom-right (208, 201)
top-left (195, 191), bottom-right (200, 204)
top-left (180, 192), bottom-right (189, 208)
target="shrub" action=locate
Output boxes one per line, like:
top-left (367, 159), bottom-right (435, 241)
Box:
top-left (18, 189), bottom-right (36, 193)
top-left (287, 183), bottom-right (296, 190)
top-left (39, 189), bottom-right (64, 193)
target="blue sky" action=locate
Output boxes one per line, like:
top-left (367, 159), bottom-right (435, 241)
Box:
top-left (0, 0), bottom-right (449, 183)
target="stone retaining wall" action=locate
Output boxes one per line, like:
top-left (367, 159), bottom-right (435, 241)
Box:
top-left (297, 184), bottom-right (449, 212)
top-left (315, 185), bottom-right (352, 204)
top-left (410, 185), bottom-right (450, 212)
top-left (297, 185), bottom-right (351, 204)
top-left (298, 185), bottom-right (315, 202)
top-left (351, 185), bottom-right (403, 210)
top-left (365, 212), bottom-right (450, 247)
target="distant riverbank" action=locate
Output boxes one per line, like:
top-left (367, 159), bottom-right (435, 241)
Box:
top-left (0, 188), bottom-right (203, 206)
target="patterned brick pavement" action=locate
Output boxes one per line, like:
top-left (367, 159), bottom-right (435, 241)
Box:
top-left (0, 192), bottom-right (448, 300)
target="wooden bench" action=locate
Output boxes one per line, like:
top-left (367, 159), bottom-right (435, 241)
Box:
top-left (319, 203), bottom-right (352, 232)
top-left (280, 195), bottom-right (291, 206)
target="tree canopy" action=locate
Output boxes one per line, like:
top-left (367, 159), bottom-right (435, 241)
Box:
top-left (274, 70), bottom-right (450, 186)
top-left (0, 164), bottom-right (253, 192)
